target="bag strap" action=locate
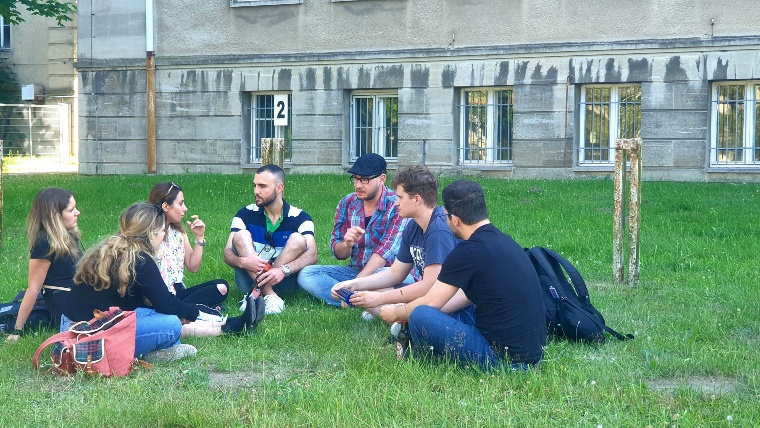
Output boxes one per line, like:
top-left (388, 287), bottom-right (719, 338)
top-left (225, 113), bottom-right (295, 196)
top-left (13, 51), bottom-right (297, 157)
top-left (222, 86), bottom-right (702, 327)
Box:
top-left (527, 247), bottom-right (567, 299)
top-left (604, 325), bottom-right (635, 341)
top-left (32, 331), bottom-right (75, 370)
top-left (540, 247), bottom-right (591, 299)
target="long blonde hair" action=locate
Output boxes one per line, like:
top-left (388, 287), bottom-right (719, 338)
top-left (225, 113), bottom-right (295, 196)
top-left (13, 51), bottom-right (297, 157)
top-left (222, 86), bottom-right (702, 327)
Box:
top-left (27, 188), bottom-right (81, 260)
top-left (74, 203), bottom-right (165, 297)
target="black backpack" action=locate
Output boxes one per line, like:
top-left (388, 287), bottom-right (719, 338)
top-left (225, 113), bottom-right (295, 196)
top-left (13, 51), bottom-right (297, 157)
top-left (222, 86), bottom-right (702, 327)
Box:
top-left (0, 291), bottom-right (54, 333)
top-left (525, 246), bottom-right (634, 344)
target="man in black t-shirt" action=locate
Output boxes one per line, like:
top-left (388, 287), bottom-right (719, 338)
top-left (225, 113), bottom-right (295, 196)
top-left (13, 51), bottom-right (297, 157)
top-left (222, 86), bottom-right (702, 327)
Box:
top-left (384, 180), bottom-right (546, 370)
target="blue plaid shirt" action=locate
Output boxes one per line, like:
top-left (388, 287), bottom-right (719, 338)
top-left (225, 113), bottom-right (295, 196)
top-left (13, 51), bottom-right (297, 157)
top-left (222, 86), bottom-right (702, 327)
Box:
top-left (330, 186), bottom-right (405, 268)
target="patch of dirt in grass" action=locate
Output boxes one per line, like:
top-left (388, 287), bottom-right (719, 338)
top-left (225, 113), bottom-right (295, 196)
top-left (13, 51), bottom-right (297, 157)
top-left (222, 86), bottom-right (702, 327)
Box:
top-left (208, 366), bottom-right (291, 390)
top-left (646, 376), bottom-right (742, 396)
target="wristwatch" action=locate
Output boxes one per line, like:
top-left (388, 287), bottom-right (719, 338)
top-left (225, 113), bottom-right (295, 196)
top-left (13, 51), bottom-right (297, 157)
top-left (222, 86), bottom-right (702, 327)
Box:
top-left (280, 264), bottom-right (291, 277)
top-left (195, 239), bottom-right (206, 247)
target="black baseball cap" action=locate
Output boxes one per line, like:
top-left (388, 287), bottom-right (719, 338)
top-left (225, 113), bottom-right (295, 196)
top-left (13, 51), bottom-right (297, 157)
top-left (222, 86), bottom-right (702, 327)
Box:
top-left (347, 153), bottom-right (387, 177)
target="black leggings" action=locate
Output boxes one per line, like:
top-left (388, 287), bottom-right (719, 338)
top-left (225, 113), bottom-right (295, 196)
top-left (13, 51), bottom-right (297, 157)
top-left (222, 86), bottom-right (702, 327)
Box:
top-left (175, 279), bottom-right (228, 309)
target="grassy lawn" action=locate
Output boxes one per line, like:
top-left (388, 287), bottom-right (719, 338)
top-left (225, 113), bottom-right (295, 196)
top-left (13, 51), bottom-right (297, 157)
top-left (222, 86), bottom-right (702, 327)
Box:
top-left (0, 173), bottom-right (758, 427)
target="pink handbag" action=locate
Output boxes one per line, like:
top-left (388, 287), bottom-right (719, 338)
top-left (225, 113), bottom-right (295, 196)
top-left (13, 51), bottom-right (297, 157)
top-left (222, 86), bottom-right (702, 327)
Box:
top-left (33, 307), bottom-right (138, 377)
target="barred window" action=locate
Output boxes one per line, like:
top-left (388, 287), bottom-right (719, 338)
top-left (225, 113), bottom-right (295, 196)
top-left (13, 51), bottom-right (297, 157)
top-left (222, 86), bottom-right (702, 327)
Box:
top-left (244, 93), bottom-right (292, 164)
top-left (710, 82), bottom-right (760, 167)
top-left (579, 85), bottom-right (641, 164)
top-left (458, 88), bottom-right (513, 164)
top-left (350, 93), bottom-right (398, 160)
top-left (1, 17), bottom-right (10, 49)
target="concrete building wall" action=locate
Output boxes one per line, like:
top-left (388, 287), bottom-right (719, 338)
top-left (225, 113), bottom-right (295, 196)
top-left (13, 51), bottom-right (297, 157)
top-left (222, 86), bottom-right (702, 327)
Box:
top-left (3, 8), bottom-right (76, 97)
top-left (75, 0), bottom-right (760, 181)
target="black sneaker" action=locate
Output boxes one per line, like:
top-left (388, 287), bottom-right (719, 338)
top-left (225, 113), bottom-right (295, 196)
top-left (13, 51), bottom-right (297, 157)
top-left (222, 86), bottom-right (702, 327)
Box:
top-left (248, 295), bottom-right (266, 330)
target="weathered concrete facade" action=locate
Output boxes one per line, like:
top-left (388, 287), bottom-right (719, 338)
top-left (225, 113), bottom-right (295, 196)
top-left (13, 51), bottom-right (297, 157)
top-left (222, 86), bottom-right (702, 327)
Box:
top-left (76, 1), bottom-right (760, 181)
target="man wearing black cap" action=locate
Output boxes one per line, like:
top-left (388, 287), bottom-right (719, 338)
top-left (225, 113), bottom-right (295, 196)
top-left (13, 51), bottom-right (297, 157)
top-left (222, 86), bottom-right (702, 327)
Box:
top-left (298, 153), bottom-right (406, 310)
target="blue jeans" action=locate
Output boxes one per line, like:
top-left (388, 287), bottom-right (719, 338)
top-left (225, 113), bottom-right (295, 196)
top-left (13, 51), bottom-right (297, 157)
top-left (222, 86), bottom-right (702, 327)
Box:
top-left (297, 265), bottom-right (362, 307)
top-left (60, 307), bottom-right (181, 358)
top-left (297, 265), bottom-right (414, 307)
top-left (408, 305), bottom-right (531, 371)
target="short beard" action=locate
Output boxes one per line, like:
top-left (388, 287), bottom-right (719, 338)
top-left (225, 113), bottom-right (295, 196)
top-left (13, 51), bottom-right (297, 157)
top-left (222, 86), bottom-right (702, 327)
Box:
top-left (256, 191), bottom-right (278, 208)
top-left (358, 183), bottom-right (380, 201)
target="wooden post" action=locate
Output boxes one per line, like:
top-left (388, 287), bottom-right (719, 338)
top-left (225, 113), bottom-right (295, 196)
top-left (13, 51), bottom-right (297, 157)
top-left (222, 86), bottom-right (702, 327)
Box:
top-left (261, 138), bottom-right (285, 168)
top-left (613, 138), bottom-right (642, 286)
top-left (146, 51), bottom-right (157, 174)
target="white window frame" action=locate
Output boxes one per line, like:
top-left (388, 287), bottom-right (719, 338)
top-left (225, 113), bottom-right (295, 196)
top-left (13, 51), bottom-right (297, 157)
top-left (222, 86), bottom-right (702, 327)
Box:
top-left (246, 92), bottom-right (292, 164)
top-left (0, 16), bottom-right (10, 50)
top-left (710, 81), bottom-right (760, 167)
top-left (579, 84), bottom-right (641, 165)
top-left (230, 0), bottom-right (302, 7)
top-left (458, 87), bottom-right (514, 164)
top-left (349, 92), bottom-right (398, 161)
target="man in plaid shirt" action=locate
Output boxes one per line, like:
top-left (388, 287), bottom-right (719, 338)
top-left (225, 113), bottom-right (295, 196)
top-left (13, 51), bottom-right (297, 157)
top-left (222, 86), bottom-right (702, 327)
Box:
top-left (298, 153), bottom-right (407, 308)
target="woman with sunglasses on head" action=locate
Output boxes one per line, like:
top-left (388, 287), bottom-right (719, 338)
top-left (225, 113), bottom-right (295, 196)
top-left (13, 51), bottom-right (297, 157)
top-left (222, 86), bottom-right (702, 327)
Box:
top-left (61, 203), bottom-right (258, 362)
top-left (148, 182), bottom-right (228, 314)
top-left (6, 188), bottom-right (82, 343)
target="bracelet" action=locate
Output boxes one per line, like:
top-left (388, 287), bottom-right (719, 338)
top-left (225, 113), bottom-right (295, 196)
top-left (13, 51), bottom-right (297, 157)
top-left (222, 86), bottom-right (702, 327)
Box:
top-left (195, 239), bottom-right (206, 247)
top-left (12, 328), bottom-right (23, 336)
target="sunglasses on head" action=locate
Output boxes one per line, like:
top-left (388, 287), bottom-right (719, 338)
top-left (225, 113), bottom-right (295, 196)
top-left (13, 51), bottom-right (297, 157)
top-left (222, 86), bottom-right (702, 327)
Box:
top-left (163, 182), bottom-right (178, 200)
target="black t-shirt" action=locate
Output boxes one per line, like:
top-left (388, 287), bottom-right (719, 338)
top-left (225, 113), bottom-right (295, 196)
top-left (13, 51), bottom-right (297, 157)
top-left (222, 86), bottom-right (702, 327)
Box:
top-left (30, 235), bottom-right (80, 288)
top-left (437, 223), bottom-right (547, 364)
top-left (63, 252), bottom-right (200, 322)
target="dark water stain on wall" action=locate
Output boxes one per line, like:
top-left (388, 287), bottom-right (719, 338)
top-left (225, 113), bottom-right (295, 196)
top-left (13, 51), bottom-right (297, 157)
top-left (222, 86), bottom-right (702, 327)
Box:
top-left (604, 58), bottom-right (622, 82)
top-left (530, 64), bottom-right (558, 84)
top-left (323, 67), bottom-right (333, 90)
top-left (627, 58), bottom-right (650, 82)
top-left (713, 58), bottom-right (729, 81)
top-left (494, 61), bottom-right (510, 86)
top-left (372, 65), bottom-right (404, 88)
top-left (337, 67), bottom-right (351, 89)
top-left (277, 69), bottom-right (292, 90)
top-left (358, 66), bottom-right (371, 87)
top-left (410, 64), bottom-right (430, 88)
top-left (515, 61), bottom-right (529, 84)
top-left (664, 56), bottom-right (688, 82)
top-left (300, 67), bottom-right (317, 90)
top-left (214, 69), bottom-right (233, 92)
top-left (181, 70), bottom-right (197, 91)
top-left (567, 59), bottom-right (576, 83)
top-left (441, 65), bottom-right (457, 87)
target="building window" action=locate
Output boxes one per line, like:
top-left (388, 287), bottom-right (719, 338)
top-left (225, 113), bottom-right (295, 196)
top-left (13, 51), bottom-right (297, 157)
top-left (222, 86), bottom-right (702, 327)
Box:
top-left (350, 93), bottom-right (398, 160)
top-left (579, 85), bottom-right (641, 165)
top-left (244, 93), bottom-right (292, 164)
top-left (230, 0), bottom-right (303, 7)
top-left (1, 17), bottom-right (10, 50)
top-left (710, 81), bottom-right (760, 167)
top-left (458, 88), bottom-right (513, 164)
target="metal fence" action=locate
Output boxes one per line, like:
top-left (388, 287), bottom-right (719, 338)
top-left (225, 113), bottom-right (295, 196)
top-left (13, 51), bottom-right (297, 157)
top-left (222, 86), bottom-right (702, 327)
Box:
top-left (0, 103), bottom-right (74, 173)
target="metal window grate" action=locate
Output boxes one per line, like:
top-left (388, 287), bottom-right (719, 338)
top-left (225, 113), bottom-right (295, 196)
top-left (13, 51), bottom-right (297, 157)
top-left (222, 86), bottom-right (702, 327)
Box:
top-left (247, 94), bottom-right (292, 163)
top-left (579, 85), bottom-right (641, 164)
top-left (459, 89), bottom-right (513, 164)
top-left (710, 82), bottom-right (760, 166)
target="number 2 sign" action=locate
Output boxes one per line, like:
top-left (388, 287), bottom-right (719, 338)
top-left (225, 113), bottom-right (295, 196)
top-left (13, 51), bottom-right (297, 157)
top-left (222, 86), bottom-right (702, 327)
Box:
top-left (273, 94), bottom-right (288, 126)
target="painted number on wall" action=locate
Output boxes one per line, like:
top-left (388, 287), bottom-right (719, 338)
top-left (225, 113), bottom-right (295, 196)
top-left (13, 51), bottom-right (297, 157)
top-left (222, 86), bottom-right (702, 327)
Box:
top-left (274, 94), bottom-right (288, 126)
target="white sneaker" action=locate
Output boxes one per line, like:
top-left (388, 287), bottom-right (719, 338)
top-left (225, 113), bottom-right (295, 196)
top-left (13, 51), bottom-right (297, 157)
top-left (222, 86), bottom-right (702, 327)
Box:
top-left (142, 344), bottom-right (197, 363)
top-left (263, 294), bottom-right (285, 315)
top-left (390, 322), bottom-right (402, 338)
top-left (361, 310), bottom-right (376, 322)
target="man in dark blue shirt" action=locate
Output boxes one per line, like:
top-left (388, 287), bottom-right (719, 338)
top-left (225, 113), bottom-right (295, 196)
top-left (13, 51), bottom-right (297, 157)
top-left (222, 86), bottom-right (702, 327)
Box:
top-left (223, 165), bottom-right (318, 314)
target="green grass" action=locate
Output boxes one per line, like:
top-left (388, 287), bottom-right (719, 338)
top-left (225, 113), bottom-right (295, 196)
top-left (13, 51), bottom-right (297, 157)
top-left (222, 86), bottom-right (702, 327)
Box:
top-left (0, 173), bottom-right (758, 427)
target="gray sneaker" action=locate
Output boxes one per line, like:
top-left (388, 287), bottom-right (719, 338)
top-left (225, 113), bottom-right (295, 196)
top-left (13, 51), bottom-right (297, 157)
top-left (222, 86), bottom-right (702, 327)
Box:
top-left (142, 344), bottom-right (197, 363)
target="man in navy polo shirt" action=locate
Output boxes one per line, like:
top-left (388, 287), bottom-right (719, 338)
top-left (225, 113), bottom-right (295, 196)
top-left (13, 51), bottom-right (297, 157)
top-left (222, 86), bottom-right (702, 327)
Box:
top-left (223, 164), bottom-right (318, 314)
